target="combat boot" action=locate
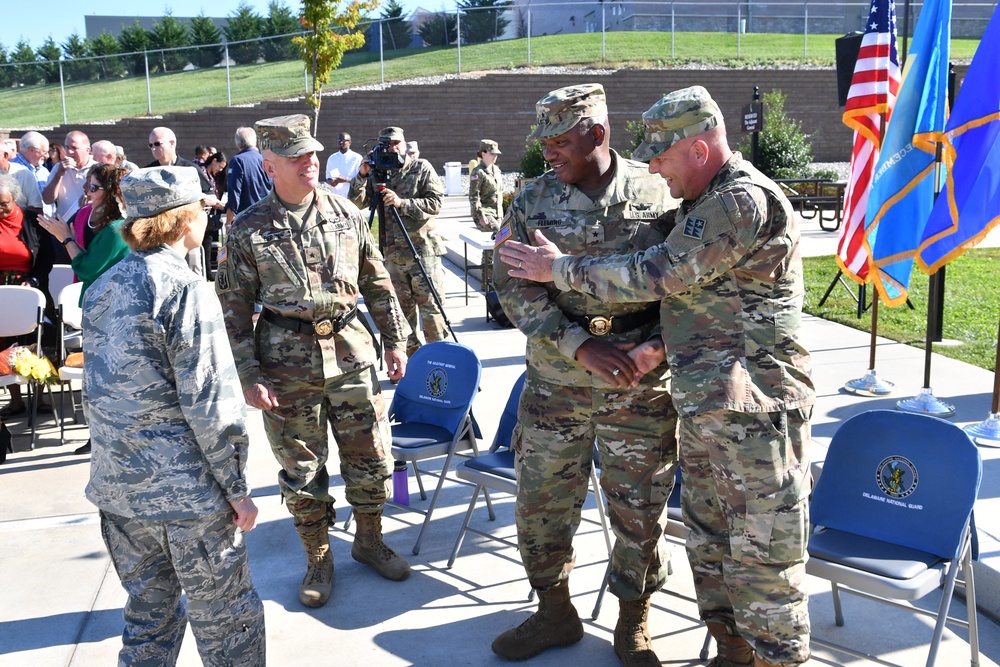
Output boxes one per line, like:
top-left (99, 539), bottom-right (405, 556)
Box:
top-left (491, 581), bottom-right (585, 660)
top-left (706, 621), bottom-right (755, 667)
top-left (613, 596), bottom-right (659, 665)
top-left (352, 510), bottom-right (411, 580)
top-left (297, 528), bottom-right (334, 608)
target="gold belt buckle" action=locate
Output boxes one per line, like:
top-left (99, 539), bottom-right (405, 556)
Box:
top-left (313, 319), bottom-right (334, 336)
top-left (588, 316), bottom-right (612, 336)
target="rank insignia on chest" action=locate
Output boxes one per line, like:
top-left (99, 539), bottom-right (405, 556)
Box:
top-left (586, 226), bottom-right (605, 243)
top-left (683, 216), bottom-right (706, 239)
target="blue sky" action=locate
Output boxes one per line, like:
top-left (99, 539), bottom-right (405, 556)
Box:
top-left (6, 0), bottom-right (435, 50)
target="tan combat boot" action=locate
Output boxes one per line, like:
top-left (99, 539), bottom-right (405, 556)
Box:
top-left (614, 596), bottom-right (659, 665)
top-left (351, 510), bottom-right (411, 580)
top-left (491, 581), bottom-right (585, 660)
top-left (298, 528), bottom-right (334, 608)
top-left (706, 621), bottom-right (755, 667)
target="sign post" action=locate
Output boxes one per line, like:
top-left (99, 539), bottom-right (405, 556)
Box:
top-left (742, 86), bottom-right (763, 166)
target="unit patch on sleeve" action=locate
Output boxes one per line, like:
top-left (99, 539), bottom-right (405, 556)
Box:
top-left (683, 216), bottom-right (706, 240)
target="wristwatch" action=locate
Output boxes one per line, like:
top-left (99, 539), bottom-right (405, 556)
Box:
top-left (61, 237), bottom-right (75, 246)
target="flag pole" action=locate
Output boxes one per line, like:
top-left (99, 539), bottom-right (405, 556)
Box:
top-left (966, 313), bottom-right (1000, 445)
top-left (897, 141), bottom-right (956, 416)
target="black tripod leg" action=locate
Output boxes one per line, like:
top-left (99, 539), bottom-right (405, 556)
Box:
top-left (817, 270), bottom-right (842, 308)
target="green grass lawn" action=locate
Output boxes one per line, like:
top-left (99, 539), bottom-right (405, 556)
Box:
top-left (0, 31), bottom-right (983, 128)
top-left (803, 250), bottom-right (1000, 371)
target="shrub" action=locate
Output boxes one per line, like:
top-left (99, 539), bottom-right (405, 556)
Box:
top-left (737, 89), bottom-right (813, 180)
top-left (519, 129), bottom-right (547, 179)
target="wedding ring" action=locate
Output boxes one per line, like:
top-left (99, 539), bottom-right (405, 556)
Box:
top-left (612, 367), bottom-right (621, 377)
top-left (518, 261), bottom-right (523, 269)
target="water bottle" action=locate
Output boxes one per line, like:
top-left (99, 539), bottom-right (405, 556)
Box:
top-left (392, 460), bottom-right (409, 506)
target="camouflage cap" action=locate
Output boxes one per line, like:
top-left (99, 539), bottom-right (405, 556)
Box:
top-left (255, 114), bottom-right (324, 158)
top-left (632, 86), bottom-right (724, 163)
top-left (380, 127), bottom-right (405, 142)
top-left (528, 83), bottom-right (607, 140)
top-left (121, 166), bottom-right (204, 218)
top-left (479, 139), bottom-right (501, 155)
top-left (406, 141), bottom-right (419, 154)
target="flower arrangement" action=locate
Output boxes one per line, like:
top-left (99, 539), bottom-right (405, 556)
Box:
top-left (0, 345), bottom-right (59, 385)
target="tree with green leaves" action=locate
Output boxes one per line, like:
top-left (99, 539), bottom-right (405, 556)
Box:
top-left (62, 33), bottom-right (98, 82)
top-left (11, 40), bottom-right (39, 86)
top-left (90, 32), bottom-right (126, 80)
top-left (149, 13), bottom-right (191, 73)
top-left (418, 12), bottom-right (457, 47)
top-left (35, 38), bottom-right (61, 84)
top-left (459, 0), bottom-right (512, 44)
top-left (736, 89), bottom-right (814, 179)
top-left (226, 2), bottom-right (264, 65)
top-left (263, 1), bottom-right (301, 62)
top-left (295, 0), bottom-right (377, 133)
top-left (379, 0), bottom-right (413, 50)
top-left (0, 45), bottom-right (12, 89)
top-left (118, 20), bottom-right (151, 76)
top-left (188, 14), bottom-right (224, 69)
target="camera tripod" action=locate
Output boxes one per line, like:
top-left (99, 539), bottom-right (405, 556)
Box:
top-left (364, 169), bottom-right (458, 344)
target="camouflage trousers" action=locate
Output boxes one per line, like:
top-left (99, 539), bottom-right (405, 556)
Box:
top-left (261, 364), bottom-right (393, 533)
top-left (480, 250), bottom-right (494, 292)
top-left (680, 408), bottom-right (811, 666)
top-left (385, 253), bottom-right (448, 351)
top-left (99, 510), bottom-right (265, 667)
top-left (513, 375), bottom-right (678, 600)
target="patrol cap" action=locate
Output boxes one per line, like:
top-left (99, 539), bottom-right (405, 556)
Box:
top-left (255, 114), bottom-right (324, 158)
top-left (632, 86), bottom-right (724, 163)
top-left (406, 141), bottom-right (419, 154)
top-left (479, 139), bottom-right (501, 154)
top-left (380, 126), bottom-right (405, 142)
top-left (528, 83), bottom-right (607, 140)
top-left (121, 166), bottom-right (204, 218)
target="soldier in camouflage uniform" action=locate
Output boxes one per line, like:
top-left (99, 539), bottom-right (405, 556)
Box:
top-left (84, 166), bottom-right (264, 666)
top-left (216, 115), bottom-right (413, 610)
top-left (350, 127), bottom-right (446, 356)
top-left (468, 139), bottom-right (503, 291)
top-left (491, 84), bottom-right (679, 666)
top-left (500, 86), bottom-right (815, 667)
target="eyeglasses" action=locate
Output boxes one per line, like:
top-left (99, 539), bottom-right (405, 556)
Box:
top-left (149, 141), bottom-right (166, 148)
top-left (88, 184), bottom-right (105, 192)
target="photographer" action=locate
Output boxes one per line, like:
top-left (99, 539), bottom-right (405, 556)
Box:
top-left (350, 127), bottom-right (446, 357)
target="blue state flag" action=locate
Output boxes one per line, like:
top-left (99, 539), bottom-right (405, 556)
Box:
top-left (917, 4), bottom-right (1000, 273)
top-left (863, 0), bottom-right (951, 306)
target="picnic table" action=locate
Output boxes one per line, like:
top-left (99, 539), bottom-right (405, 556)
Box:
top-left (774, 178), bottom-right (847, 232)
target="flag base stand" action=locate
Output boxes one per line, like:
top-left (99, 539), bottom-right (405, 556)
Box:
top-left (966, 413), bottom-right (1000, 446)
top-left (896, 387), bottom-right (956, 418)
top-left (844, 369), bottom-right (895, 396)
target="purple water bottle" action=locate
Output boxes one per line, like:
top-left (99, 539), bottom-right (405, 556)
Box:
top-left (392, 460), bottom-right (409, 505)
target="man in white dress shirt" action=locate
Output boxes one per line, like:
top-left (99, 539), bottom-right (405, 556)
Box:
top-left (325, 132), bottom-right (363, 198)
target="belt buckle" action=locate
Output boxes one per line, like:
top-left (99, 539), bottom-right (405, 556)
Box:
top-left (313, 319), bottom-right (334, 336)
top-left (588, 316), bottom-right (612, 336)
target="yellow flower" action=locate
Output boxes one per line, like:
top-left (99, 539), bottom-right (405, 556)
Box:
top-left (9, 347), bottom-right (58, 385)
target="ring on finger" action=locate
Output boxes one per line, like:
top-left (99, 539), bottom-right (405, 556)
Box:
top-left (612, 367), bottom-right (621, 377)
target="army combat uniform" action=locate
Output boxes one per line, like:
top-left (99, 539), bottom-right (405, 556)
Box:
top-left (469, 139), bottom-right (503, 290)
top-left (495, 149), bottom-right (679, 603)
top-left (553, 146), bottom-right (815, 665)
top-left (350, 140), bottom-right (446, 354)
top-left (85, 216), bottom-right (264, 665)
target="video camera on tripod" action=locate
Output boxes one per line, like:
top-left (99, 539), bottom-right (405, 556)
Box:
top-left (365, 133), bottom-right (407, 183)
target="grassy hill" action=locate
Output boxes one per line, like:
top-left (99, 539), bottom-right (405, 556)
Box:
top-left (0, 31), bottom-right (983, 129)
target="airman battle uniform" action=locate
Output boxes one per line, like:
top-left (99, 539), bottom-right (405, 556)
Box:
top-left (350, 130), bottom-right (446, 355)
top-left (552, 87), bottom-right (814, 666)
top-left (217, 115), bottom-right (413, 609)
top-left (493, 84), bottom-right (678, 664)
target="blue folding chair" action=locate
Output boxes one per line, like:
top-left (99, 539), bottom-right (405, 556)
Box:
top-left (388, 341), bottom-right (485, 555)
top-left (808, 410), bottom-right (982, 667)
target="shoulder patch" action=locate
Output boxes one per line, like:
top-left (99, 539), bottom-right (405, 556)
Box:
top-left (720, 191), bottom-right (739, 214)
top-left (216, 246), bottom-right (227, 264)
top-left (683, 216), bottom-right (706, 239)
top-left (494, 223), bottom-right (512, 248)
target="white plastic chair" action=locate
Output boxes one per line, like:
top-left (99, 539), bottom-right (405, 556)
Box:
top-left (0, 286), bottom-right (49, 450)
top-left (56, 282), bottom-right (85, 445)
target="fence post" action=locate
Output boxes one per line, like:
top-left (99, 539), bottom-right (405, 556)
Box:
top-left (224, 40), bottom-right (232, 107)
top-left (527, 10), bottom-right (532, 64)
top-left (601, 2), bottom-right (606, 61)
top-left (457, 10), bottom-right (462, 74)
top-left (671, 3), bottom-right (675, 58)
top-left (803, 4), bottom-right (809, 58)
top-left (379, 20), bottom-right (385, 84)
top-left (144, 50), bottom-right (152, 115)
top-left (737, 3), bottom-right (742, 58)
top-left (58, 58), bottom-right (67, 125)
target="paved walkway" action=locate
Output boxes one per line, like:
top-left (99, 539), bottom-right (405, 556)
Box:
top-left (2, 195), bottom-right (1000, 666)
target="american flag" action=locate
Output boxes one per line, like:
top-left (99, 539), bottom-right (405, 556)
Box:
top-left (836, 0), bottom-right (901, 283)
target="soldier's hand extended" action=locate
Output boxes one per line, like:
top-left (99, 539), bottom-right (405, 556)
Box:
top-left (499, 230), bottom-right (563, 283)
top-left (230, 496), bottom-right (259, 532)
top-left (385, 349), bottom-right (407, 383)
top-left (380, 187), bottom-right (402, 208)
top-left (245, 383), bottom-right (279, 411)
top-left (575, 338), bottom-right (638, 388)
top-left (621, 338), bottom-right (666, 388)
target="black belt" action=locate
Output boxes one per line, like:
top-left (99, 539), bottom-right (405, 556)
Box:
top-left (565, 306), bottom-right (659, 336)
top-left (261, 306), bottom-right (358, 337)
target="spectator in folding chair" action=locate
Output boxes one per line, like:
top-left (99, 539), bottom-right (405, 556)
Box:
top-left (216, 114), bottom-right (412, 610)
top-left (491, 83), bottom-right (679, 665)
top-left (500, 86), bottom-right (815, 667)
